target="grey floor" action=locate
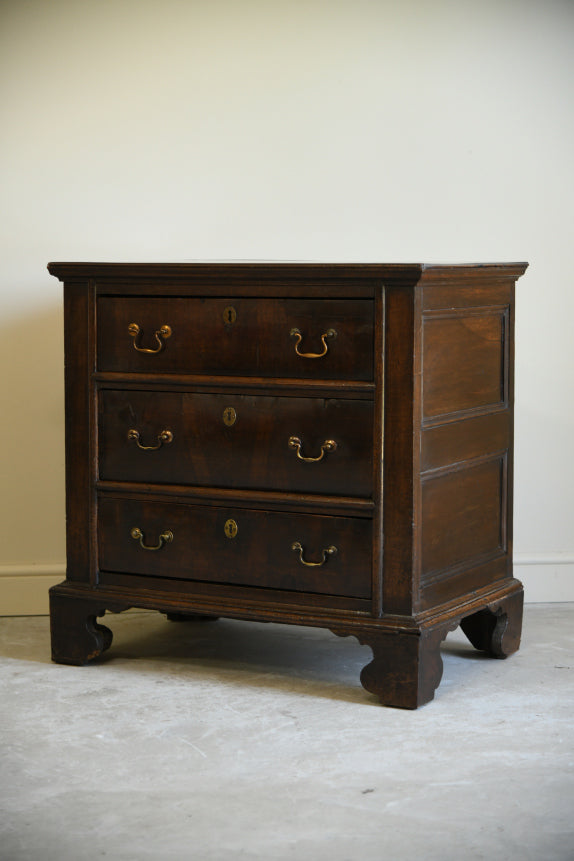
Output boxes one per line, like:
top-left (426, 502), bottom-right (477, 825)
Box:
top-left (1, 604), bottom-right (573, 861)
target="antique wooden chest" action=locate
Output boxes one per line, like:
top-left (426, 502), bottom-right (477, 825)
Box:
top-left (48, 262), bottom-right (527, 707)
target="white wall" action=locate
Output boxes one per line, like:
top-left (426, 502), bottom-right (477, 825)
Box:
top-left (1, 0), bottom-right (573, 612)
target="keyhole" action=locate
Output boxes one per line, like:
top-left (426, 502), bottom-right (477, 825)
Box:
top-left (223, 305), bottom-right (237, 325)
top-left (223, 406), bottom-right (237, 426)
top-left (224, 519), bottom-right (238, 539)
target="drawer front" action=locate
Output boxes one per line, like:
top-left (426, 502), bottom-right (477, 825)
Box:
top-left (99, 390), bottom-right (373, 497)
top-left (97, 297), bottom-right (374, 380)
top-left (98, 498), bottom-right (372, 599)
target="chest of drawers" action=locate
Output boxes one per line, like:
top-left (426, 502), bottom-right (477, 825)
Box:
top-left (48, 262), bottom-right (527, 708)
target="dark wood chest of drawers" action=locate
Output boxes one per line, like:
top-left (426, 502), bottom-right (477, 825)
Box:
top-left (48, 262), bottom-right (527, 708)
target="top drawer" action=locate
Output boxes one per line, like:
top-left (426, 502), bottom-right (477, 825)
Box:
top-left (97, 297), bottom-right (374, 380)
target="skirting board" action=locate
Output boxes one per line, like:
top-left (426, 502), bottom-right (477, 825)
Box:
top-left (513, 554), bottom-right (574, 604)
top-left (0, 558), bottom-right (573, 616)
top-left (0, 565), bottom-right (65, 616)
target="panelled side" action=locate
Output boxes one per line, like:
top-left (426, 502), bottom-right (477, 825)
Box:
top-left (417, 275), bottom-right (517, 611)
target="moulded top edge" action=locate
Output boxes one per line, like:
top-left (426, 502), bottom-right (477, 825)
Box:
top-left (46, 261), bottom-right (528, 283)
top-left (47, 261), bottom-right (423, 277)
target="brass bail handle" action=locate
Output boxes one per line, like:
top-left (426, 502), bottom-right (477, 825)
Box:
top-left (130, 527), bottom-right (173, 551)
top-left (128, 322), bottom-right (172, 354)
top-left (291, 541), bottom-right (337, 567)
top-left (290, 327), bottom-right (337, 358)
top-left (288, 436), bottom-right (337, 463)
top-left (127, 429), bottom-right (173, 451)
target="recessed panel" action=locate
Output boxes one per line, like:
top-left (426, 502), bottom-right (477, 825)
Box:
top-left (421, 457), bottom-right (505, 581)
top-left (423, 310), bottom-right (507, 421)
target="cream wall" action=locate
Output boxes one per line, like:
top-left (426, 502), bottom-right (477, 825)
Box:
top-left (1, 0), bottom-right (573, 613)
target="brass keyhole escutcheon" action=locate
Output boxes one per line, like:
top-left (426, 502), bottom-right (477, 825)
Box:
top-left (223, 305), bottom-right (237, 326)
top-left (223, 406), bottom-right (237, 427)
top-left (224, 519), bottom-right (238, 539)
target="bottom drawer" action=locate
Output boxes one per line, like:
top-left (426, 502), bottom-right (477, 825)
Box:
top-left (98, 498), bottom-right (372, 600)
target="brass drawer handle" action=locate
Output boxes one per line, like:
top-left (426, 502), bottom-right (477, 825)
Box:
top-left (127, 429), bottom-right (173, 450)
top-left (128, 322), bottom-right (172, 353)
top-left (290, 327), bottom-right (336, 358)
top-left (288, 436), bottom-right (337, 462)
top-left (291, 541), bottom-right (337, 567)
top-left (130, 527), bottom-right (173, 551)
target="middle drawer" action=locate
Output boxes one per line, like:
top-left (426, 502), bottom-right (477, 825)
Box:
top-left (99, 390), bottom-right (373, 497)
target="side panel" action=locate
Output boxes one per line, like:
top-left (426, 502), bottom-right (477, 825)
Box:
top-left (418, 278), bottom-right (516, 610)
top-left (421, 456), bottom-right (507, 579)
top-left (422, 308), bottom-right (508, 420)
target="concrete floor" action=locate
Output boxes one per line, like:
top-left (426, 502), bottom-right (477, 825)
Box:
top-left (1, 604), bottom-right (573, 861)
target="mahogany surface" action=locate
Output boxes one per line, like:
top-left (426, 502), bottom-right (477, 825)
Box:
top-left (99, 389), bottom-right (373, 495)
top-left (97, 296), bottom-right (374, 379)
top-left (48, 261), bottom-right (528, 707)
